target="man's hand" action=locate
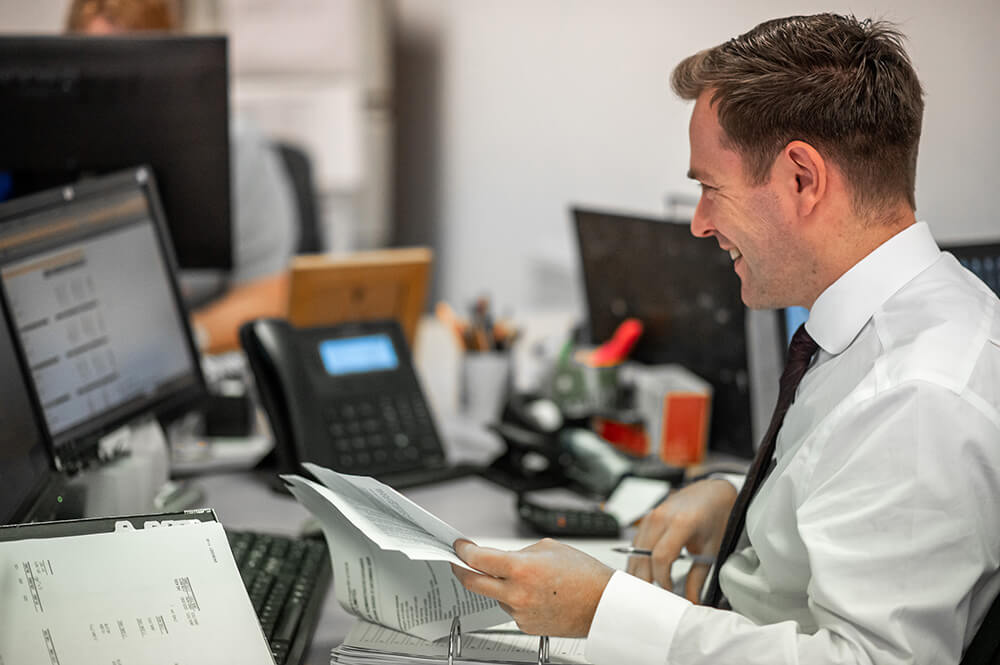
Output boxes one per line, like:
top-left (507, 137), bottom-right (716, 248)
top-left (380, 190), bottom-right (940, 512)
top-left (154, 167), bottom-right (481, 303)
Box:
top-left (451, 539), bottom-right (614, 637)
top-left (627, 478), bottom-right (737, 603)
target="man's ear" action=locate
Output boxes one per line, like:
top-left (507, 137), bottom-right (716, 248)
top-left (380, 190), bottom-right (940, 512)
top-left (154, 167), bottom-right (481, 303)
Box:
top-left (780, 140), bottom-right (827, 217)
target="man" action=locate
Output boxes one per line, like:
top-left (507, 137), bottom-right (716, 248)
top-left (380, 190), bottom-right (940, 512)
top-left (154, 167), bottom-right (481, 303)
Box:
top-left (453, 14), bottom-right (1000, 665)
top-left (66, 0), bottom-right (299, 353)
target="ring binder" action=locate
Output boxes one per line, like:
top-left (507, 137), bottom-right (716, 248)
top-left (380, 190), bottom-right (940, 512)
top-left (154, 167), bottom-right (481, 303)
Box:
top-left (444, 617), bottom-right (551, 665)
top-left (538, 636), bottom-right (550, 664)
top-left (448, 616), bottom-right (462, 665)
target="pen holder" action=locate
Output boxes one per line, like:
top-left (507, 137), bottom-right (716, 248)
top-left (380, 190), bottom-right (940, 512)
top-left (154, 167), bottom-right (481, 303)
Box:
top-left (459, 351), bottom-right (512, 424)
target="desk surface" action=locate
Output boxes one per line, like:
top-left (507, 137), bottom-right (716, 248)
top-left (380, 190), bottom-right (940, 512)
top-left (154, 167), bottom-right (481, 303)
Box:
top-left (187, 312), bottom-right (746, 664)
top-left (197, 470), bottom-right (526, 665)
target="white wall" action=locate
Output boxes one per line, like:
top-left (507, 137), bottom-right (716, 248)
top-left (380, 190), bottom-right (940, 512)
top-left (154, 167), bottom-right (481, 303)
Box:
top-left (393, 0), bottom-right (1000, 312)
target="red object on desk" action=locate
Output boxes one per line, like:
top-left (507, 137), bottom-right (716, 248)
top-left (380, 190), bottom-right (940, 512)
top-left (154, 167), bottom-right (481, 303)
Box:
top-left (660, 392), bottom-right (711, 466)
top-left (586, 318), bottom-right (644, 367)
top-left (593, 416), bottom-right (649, 457)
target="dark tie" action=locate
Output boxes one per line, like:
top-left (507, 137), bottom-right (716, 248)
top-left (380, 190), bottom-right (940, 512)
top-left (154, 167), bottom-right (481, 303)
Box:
top-left (703, 323), bottom-right (819, 607)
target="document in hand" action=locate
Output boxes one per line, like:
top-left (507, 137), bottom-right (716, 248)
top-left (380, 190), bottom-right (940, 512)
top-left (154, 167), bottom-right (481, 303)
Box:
top-left (0, 511), bottom-right (273, 665)
top-left (282, 463), bottom-right (510, 641)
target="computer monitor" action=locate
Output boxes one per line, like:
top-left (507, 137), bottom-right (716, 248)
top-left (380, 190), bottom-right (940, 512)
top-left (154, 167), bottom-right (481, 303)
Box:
top-left (573, 208), bottom-right (753, 458)
top-left (0, 167), bottom-right (206, 470)
top-left (779, 306), bottom-right (810, 350)
top-left (0, 294), bottom-right (66, 525)
top-left (943, 241), bottom-right (1000, 297)
top-left (0, 35), bottom-right (231, 270)
top-left (776, 242), bottom-right (1000, 353)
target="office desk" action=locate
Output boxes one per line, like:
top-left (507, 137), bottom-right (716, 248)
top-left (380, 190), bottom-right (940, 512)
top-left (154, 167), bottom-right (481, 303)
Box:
top-left (198, 470), bottom-right (525, 665)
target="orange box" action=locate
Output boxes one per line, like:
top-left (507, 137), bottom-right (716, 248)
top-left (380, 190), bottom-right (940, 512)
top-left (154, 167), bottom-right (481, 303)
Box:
top-left (660, 391), bottom-right (711, 466)
top-left (630, 364), bottom-right (712, 467)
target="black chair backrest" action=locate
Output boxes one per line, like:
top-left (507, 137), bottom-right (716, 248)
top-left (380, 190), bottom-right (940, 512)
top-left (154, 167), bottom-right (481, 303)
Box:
top-left (961, 589), bottom-right (1000, 664)
top-left (275, 141), bottom-right (322, 254)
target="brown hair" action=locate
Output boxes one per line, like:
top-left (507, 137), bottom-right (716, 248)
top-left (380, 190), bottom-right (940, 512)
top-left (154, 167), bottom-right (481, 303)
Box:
top-left (65, 0), bottom-right (181, 33)
top-left (672, 14), bottom-right (924, 216)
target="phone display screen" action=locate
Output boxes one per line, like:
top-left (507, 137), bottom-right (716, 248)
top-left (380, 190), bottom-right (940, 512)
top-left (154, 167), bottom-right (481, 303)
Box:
top-left (318, 334), bottom-right (399, 376)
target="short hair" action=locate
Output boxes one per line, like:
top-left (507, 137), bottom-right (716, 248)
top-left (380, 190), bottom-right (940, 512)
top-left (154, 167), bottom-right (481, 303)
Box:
top-left (65, 0), bottom-right (181, 33)
top-left (672, 14), bottom-right (924, 216)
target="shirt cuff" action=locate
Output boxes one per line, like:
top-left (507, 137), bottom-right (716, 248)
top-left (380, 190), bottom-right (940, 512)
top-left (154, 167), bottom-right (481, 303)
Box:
top-left (585, 570), bottom-right (692, 665)
top-left (710, 472), bottom-right (745, 493)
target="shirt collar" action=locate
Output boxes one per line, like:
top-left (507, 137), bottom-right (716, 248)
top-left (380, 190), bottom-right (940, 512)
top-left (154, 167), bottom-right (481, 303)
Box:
top-left (805, 221), bottom-right (940, 355)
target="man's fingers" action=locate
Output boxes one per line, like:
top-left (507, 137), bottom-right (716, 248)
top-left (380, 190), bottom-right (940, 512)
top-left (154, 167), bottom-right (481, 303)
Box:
top-left (684, 562), bottom-right (711, 604)
top-left (627, 553), bottom-right (653, 581)
top-left (454, 539), bottom-right (513, 577)
top-left (649, 525), bottom-right (689, 589)
top-left (450, 563), bottom-right (508, 601)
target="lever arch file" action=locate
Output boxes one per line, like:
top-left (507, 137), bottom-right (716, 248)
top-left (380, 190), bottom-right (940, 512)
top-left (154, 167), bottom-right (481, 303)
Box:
top-left (0, 510), bottom-right (275, 665)
top-left (330, 616), bottom-right (590, 665)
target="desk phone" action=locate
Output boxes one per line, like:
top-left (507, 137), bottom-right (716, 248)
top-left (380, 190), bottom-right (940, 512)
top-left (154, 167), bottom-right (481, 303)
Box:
top-left (240, 318), bottom-right (473, 488)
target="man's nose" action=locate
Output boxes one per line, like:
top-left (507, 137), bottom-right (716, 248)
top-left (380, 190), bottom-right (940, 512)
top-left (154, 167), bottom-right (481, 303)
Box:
top-left (690, 198), bottom-right (714, 238)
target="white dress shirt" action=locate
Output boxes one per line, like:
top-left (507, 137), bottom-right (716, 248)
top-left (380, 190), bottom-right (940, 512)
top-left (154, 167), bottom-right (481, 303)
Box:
top-left (586, 222), bottom-right (1000, 665)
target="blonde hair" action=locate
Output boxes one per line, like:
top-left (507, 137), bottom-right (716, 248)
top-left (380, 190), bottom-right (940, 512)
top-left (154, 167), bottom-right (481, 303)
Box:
top-left (65, 0), bottom-right (181, 32)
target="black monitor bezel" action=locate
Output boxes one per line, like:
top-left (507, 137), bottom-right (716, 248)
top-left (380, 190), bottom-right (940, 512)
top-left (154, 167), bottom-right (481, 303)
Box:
top-left (0, 167), bottom-right (207, 468)
top-left (941, 241), bottom-right (1000, 297)
top-left (572, 206), bottom-right (754, 459)
top-left (0, 34), bottom-right (232, 271)
top-left (0, 295), bottom-right (61, 525)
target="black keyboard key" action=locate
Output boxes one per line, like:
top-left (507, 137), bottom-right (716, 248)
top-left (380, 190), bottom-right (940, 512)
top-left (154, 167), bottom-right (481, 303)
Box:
top-left (226, 529), bottom-right (331, 665)
top-left (274, 592), bottom-right (307, 643)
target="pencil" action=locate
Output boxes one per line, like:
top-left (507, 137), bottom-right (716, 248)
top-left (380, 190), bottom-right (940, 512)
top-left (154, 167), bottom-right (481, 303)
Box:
top-left (435, 301), bottom-right (469, 350)
top-left (611, 546), bottom-right (716, 566)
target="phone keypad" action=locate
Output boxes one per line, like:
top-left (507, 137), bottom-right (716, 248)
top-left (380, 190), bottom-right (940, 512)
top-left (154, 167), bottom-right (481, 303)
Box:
top-left (322, 392), bottom-right (444, 474)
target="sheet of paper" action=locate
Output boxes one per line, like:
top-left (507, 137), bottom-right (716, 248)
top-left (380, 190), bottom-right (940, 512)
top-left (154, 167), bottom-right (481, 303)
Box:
top-left (0, 519), bottom-right (272, 665)
top-left (300, 463), bottom-right (469, 564)
top-left (335, 619), bottom-right (590, 664)
top-left (283, 473), bottom-right (508, 641)
top-left (602, 476), bottom-right (671, 526)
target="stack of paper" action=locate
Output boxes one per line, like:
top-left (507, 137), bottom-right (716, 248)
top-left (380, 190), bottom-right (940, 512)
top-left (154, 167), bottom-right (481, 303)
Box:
top-left (330, 619), bottom-right (590, 664)
top-left (282, 464), bottom-right (510, 641)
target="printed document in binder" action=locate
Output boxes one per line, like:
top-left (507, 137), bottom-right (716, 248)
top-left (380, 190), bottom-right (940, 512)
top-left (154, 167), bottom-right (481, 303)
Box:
top-left (332, 619), bottom-right (589, 664)
top-left (282, 463), bottom-right (511, 641)
top-left (0, 511), bottom-right (274, 665)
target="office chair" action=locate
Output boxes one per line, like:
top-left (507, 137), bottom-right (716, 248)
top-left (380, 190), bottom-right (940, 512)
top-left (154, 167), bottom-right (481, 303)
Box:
top-left (961, 589), bottom-right (1000, 664)
top-left (275, 140), bottom-right (323, 254)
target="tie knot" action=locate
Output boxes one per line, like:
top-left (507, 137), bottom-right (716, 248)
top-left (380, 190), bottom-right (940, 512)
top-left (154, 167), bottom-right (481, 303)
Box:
top-left (788, 323), bottom-right (818, 364)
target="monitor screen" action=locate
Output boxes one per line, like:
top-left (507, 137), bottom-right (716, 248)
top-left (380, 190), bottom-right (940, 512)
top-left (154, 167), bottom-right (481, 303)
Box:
top-left (0, 35), bottom-right (231, 270)
top-left (0, 295), bottom-right (56, 525)
top-left (0, 168), bottom-right (205, 468)
top-left (942, 241), bottom-right (1000, 297)
top-left (573, 208), bottom-right (753, 458)
top-left (780, 306), bottom-right (810, 349)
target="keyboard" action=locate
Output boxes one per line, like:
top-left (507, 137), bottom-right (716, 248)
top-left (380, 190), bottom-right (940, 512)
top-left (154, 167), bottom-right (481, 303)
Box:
top-left (227, 530), bottom-right (331, 665)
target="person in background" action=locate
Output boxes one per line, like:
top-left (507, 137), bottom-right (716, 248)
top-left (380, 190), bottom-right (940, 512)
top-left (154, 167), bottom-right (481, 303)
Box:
top-left (452, 14), bottom-right (1000, 665)
top-left (66, 0), bottom-right (299, 354)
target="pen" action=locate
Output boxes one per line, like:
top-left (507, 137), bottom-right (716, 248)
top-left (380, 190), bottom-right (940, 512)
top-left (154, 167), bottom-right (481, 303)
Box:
top-left (612, 546), bottom-right (716, 566)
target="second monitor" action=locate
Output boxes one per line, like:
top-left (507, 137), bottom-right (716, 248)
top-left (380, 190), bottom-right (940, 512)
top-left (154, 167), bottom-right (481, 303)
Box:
top-left (0, 35), bottom-right (232, 270)
top-left (573, 207), bottom-right (753, 459)
top-left (0, 167), bottom-right (206, 470)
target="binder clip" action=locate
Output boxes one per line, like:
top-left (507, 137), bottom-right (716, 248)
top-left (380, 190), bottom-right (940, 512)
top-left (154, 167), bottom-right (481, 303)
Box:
top-left (446, 615), bottom-right (552, 664)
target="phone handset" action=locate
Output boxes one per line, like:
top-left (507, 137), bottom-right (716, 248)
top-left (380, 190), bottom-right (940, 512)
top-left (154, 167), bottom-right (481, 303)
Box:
top-left (238, 318), bottom-right (318, 473)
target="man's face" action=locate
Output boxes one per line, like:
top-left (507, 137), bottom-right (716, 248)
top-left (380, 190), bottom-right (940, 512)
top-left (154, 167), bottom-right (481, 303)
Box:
top-left (687, 92), bottom-right (806, 309)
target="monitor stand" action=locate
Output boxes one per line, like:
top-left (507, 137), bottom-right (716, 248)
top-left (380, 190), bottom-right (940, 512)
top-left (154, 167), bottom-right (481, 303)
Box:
top-left (70, 417), bottom-right (204, 518)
